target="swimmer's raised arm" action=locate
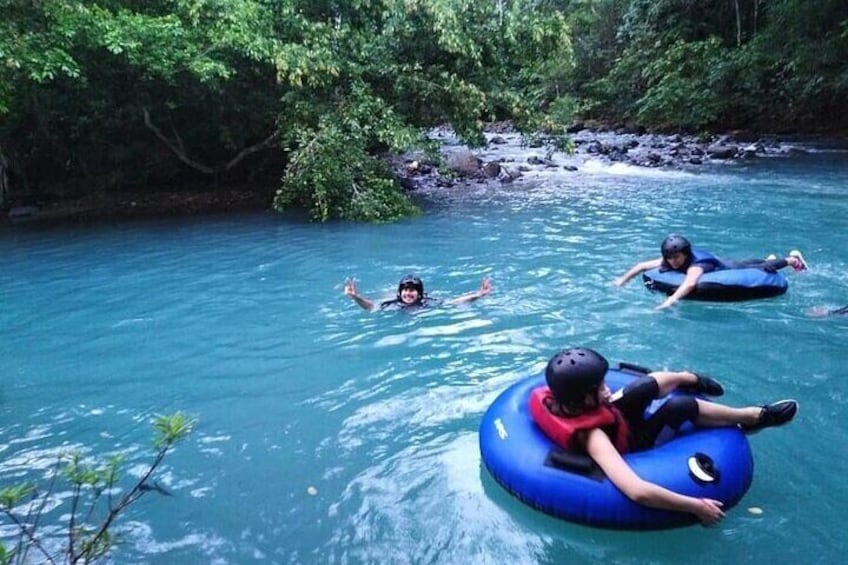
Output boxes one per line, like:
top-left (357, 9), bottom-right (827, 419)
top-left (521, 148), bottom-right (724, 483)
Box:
top-left (447, 277), bottom-right (493, 305)
top-left (344, 278), bottom-right (375, 311)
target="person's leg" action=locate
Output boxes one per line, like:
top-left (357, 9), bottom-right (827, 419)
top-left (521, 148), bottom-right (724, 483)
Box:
top-left (635, 396), bottom-right (798, 448)
top-left (731, 258), bottom-right (789, 273)
top-left (695, 399), bottom-right (760, 427)
top-left (649, 371), bottom-right (693, 396)
top-left (615, 376), bottom-right (703, 449)
top-left (635, 396), bottom-right (700, 449)
top-left (650, 370), bottom-right (724, 397)
top-left (614, 376), bottom-right (659, 419)
top-left (695, 398), bottom-right (798, 432)
top-left (611, 377), bottom-right (661, 451)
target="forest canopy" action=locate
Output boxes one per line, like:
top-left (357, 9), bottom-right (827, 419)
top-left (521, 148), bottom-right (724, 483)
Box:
top-left (1, 0), bottom-right (846, 221)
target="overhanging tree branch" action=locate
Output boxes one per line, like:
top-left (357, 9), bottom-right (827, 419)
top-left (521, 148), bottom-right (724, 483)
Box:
top-left (223, 131), bottom-right (278, 171)
top-left (143, 108), bottom-right (277, 175)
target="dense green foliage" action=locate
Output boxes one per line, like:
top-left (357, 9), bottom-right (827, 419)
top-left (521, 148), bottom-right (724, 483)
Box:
top-left (274, 83), bottom-right (423, 222)
top-left (575, 0), bottom-right (848, 131)
top-left (1, 0), bottom-right (846, 221)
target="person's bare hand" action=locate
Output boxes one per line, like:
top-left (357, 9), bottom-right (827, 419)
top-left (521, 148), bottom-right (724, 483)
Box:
top-left (695, 498), bottom-right (725, 526)
top-left (478, 277), bottom-right (493, 297)
top-left (344, 278), bottom-right (357, 297)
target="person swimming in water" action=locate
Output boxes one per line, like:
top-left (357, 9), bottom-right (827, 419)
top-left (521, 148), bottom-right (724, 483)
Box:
top-left (532, 347), bottom-right (798, 525)
top-left (614, 234), bottom-right (808, 310)
top-left (344, 274), bottom-right (492, 311)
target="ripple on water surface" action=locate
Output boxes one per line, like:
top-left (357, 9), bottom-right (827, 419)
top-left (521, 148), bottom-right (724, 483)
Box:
top-left (1, 148), bottom-right (847, 562)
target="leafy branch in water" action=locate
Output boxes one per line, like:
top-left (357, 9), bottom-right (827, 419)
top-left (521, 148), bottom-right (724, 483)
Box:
top-left (0, 412), bottom-right (195, 565)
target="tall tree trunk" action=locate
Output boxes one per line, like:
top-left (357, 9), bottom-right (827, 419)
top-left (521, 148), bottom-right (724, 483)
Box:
top-left (0, 145), bottom-right (8, 209)
top-left (735, 0), bottom-right (742, 46)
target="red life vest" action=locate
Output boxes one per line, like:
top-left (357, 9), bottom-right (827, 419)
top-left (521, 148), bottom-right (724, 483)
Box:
top-left (528, 386), bottom-right (630, 453)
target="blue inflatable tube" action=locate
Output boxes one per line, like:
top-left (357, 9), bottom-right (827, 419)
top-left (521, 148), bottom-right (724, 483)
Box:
top-left (479, 366), bottom-right (754, 529)
top-left (642, 267), bottom-right (787, 301)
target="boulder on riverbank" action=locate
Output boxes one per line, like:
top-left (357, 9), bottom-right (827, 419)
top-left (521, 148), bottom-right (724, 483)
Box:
top-left (390, 124), bottom-right (808, 194)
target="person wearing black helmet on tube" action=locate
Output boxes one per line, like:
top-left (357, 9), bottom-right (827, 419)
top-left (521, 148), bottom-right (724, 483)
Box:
top-left (531, 347), bottom-right (798, 525)
top-left (344, 274), bottom-right (492, 311)
top-left (614, 234), bottom-right (808, 309)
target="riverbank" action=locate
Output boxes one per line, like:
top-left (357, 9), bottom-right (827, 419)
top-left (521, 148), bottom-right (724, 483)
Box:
top-left (3, 186), bottom-right (275, 228)
top-left (4, 126), bottom-right (842, 228)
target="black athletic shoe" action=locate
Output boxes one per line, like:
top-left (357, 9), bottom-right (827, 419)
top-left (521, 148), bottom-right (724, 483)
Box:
top-left (679, 373), bottom-right (724, 397)
top-left (741, 399), bottom-right (798, 434)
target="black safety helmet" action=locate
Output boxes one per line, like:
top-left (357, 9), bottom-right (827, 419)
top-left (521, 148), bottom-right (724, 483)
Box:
top-left (545, 348), bottom-right (609, 409)
top-left (397, 274), bottom-right (424, 299)
top-left (661, 234), bottom-right (692, 260)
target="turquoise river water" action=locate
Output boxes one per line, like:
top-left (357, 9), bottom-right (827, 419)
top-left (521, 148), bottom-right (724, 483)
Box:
top-left (1, 141), bottom-right (847, 564)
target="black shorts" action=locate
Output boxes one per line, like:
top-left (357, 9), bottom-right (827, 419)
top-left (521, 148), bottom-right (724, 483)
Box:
top-left (613, 376), bottom-right (699, 452)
